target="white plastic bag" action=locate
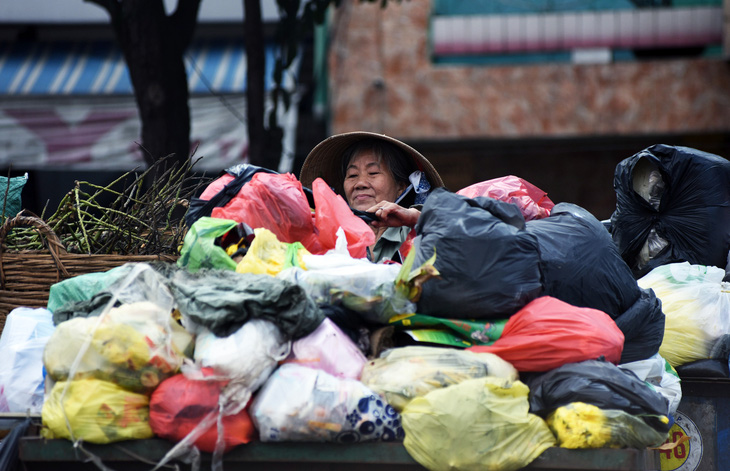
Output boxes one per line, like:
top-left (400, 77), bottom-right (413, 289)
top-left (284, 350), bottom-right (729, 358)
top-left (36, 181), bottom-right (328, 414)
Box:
top-left (0, 307), bottom-right (55, 412)
top-left (619, 353), bottom-right (682, 415)
top-left (251, 363), bottom-right (404, 443)
top-left (284, 318), bottom-right (367, 379)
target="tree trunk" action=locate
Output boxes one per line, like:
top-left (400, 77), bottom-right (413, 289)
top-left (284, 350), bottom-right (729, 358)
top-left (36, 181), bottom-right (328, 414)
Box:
top-left (91, 0), bottom-right (201, 180)
top-left (243, 0), bottom-right (267, 168)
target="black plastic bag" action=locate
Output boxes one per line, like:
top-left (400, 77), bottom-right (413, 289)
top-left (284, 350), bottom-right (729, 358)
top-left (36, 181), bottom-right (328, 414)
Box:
top-left (525, 359), bottom-right (671, 433)
top-left (413, 188), bottom-right (543, 319)
top-left (611, 144), bottom-right (730, 278)
top-left (525, 203), bottom-right (664, 363)
top-left (0, 418), bottom-right (31, 471)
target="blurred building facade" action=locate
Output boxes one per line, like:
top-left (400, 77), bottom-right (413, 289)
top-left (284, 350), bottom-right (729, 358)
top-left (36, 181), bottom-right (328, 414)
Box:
top-left (323, 0), bottom-right (730, 219)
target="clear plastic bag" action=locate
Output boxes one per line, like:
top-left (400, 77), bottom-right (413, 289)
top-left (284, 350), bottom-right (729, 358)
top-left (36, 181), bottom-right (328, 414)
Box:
top-left (0, 307), bottom-right (55, 412)
top-left (250, 363), bottom-right (404, 443)
top-left (619, 353), bottom-right (682, 415)
top-left (360, 346), bottom-right (518, 411)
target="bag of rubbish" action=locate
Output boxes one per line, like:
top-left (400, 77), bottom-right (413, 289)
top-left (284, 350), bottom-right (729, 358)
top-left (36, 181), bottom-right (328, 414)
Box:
top-left (360, 345), bottom-right (518, 411)
top-left (456, 175), bottom-right (554, 220)
top-left (185, 163), bottom-right (278, 227)
top-left (0, 307), bottom-right (55, 413)
top-left (284, 317), bottom-right (367, 379)
top-left (47, 264), bottom-right (139, 313)
top-left (619, 353), bottom-right (682, 415)
top-left (149, 372), bottom-right (256, 453)
top-left (413, 188), bottom-right (543, 319)
top-left (388, 313), bottom-right (507, 347)
top-left (250, 363), bottom-right (404, 443)
top-left (525, 358), bottom-right (671, 434)
top-left (211, 172), bottom-right (320, 252)
top-left (177, 217), bottom-right (239, 272)
top-left (525, 203), bottom-right (664, 363)
top-left (547, 402), bottom-right (669, 449)
top-left (611, 144), bottom-right (730, 277)
top-left (236, 228), bottom-right (309, 276)
top-left (277, 252), bottom-right (413, 324)
top-left (637, 262), bottom-right (730, 367)
top-left (401, 376), bottom-right (555, 471)
top-left (0, 174), bottom-right (27, 222)
top-left (469, 296), bottom-right (624, 372)
top-left (43, 301), bottom-right (193, 394)
top-left (193, 318), bottom-right (290, 392)
top-left (41, 378), bottom-right (153, 443)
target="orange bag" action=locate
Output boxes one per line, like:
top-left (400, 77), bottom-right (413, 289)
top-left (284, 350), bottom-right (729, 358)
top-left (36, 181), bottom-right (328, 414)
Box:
top-left (457, 175), bottom-right (554, 221)
top-left (149, 373), bottom-right (256, 453)
top-left (312, 178), bottom-right (375, 259)
top-left (468, 296), bottom-right (624, 372)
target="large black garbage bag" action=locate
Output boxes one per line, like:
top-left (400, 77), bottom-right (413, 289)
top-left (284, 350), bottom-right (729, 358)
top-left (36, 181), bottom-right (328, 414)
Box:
top-left (611, 144), bottom-right (730, 278)
top-left (413, 188), bottom-right (543, 319)
top-left (185, 164), bottom-right (278, 227)
top-left (525, 203), bottom-right (664, 363)
top-left (525, 359), bottom-right (671, 433)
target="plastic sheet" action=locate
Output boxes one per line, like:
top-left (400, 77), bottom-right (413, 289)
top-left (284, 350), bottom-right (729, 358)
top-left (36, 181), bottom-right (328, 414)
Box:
top-left (251, 363), bottom-right (404, 443)
top-left (401, 377), bottom-right (555, 471)
top-left (638, 262), bottom-right (730, 367)
top-left (360, 345), bottom-right (518, 411)
top-left (469, 296), bottom-right (624, 372)
top-left (0, 307), bottom-right (55, 413)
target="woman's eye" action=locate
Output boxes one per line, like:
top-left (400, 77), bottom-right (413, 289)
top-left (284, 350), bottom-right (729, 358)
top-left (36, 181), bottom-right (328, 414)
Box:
top-left (369, 172), bottom-right (380, 176)
top-left (346, 174), bottom-right (357, 179)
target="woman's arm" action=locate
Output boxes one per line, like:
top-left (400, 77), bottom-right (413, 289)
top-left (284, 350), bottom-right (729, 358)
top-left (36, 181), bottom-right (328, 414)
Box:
top-left (367, 201), bottom-right (421, 228)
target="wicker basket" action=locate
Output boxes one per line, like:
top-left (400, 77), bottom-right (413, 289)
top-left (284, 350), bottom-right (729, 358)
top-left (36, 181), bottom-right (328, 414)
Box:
top-left (0, 212), bottom-right (178, 334)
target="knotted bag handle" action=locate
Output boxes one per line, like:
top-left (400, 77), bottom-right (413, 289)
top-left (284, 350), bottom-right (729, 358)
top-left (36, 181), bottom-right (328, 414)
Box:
top-left (0, 210), bottom-right (70, 288)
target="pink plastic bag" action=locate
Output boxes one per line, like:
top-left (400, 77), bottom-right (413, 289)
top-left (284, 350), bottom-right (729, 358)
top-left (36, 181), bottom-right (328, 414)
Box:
top-left (468, 296), bottom-right (624, 372)
top-left (284, 318), bottom-right (367, 379)
top-left (312, 178), bottom-right (375, 259)
top-left (457, 176), bottom-right (554, 220)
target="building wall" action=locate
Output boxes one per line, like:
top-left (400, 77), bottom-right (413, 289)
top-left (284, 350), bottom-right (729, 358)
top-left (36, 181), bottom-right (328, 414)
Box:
top-left (325, 0), bottom-right (730, 218)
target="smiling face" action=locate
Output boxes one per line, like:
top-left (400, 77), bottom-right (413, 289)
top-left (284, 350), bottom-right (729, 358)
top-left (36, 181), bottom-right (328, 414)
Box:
top-left (343, 151), bottom-right (406, 211)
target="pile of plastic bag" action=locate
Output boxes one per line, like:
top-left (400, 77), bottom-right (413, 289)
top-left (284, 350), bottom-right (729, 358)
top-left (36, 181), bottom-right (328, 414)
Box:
top-left (4, 149), bottom-right (729, 471)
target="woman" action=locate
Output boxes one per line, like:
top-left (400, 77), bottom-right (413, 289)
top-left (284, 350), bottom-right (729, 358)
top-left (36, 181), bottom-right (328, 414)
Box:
top-left (300, 131), bottom-right (444, 262)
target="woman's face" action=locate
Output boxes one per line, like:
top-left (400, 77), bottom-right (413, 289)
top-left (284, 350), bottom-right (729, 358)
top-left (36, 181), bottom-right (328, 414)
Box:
top-left (343, 151), bottom-right (406, 211)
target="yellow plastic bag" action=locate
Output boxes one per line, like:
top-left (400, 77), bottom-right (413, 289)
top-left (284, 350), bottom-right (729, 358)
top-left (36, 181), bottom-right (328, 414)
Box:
top-left (42, 378), bottom-right (153, 443)
top-left (638, 262), bottom-right (730, 367)
top-left (236, 228), bottom-right (309, 276)
top-left (547, 402), bottom-right (669, 449)
top-left (361, 346), bottom-right (518, 411)
top-left (402, 377), bottom-right (555, 471)
top-left (43, 301), bottom-right (192, 394)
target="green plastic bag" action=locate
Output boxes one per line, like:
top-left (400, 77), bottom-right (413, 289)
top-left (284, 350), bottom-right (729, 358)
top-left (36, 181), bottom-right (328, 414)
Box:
top-left (0, 174), bottom-right (27, 221)
top-left (177, 217), bottom-right (238, 272)
top-left (402, 377), bottom-right (555, 471)
top-left (47, 264), bottom-right (135, 313)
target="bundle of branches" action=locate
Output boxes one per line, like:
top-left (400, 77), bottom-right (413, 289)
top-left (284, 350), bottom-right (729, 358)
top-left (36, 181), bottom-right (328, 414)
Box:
top-left (5, 157), bottom-right (211, 256)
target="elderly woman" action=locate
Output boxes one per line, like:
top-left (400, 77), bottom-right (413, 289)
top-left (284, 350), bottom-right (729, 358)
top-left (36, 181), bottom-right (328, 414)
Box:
top-left (300, 131), bottom-right (444, 263)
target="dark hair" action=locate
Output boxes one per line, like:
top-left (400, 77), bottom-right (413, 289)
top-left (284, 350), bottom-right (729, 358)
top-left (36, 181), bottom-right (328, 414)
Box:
top-left (340, 138), bottom-right (417, 204)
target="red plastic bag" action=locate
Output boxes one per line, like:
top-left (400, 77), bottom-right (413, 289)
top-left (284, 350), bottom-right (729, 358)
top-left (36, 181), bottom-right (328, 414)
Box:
top-left (468, 296), bottom-right (624, 372)
top-left (312, 178), bottom-right (375, 258)
top-left (211, 172), bottom-right (321, 253)
top-left (200, 173), bottom-right (235, 200)
top-left (457, 176), bottom-right (554, 221)
top-left (149, 373), bottom-right (256, 453)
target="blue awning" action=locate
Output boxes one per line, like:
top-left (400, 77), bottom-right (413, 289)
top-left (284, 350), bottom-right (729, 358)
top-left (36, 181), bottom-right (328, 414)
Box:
top-left (0, 40), bottom-right (286, 95)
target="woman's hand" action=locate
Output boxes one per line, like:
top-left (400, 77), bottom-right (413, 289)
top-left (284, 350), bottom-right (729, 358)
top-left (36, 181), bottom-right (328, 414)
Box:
top-left (367, 201), bottom-right (421, 228)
